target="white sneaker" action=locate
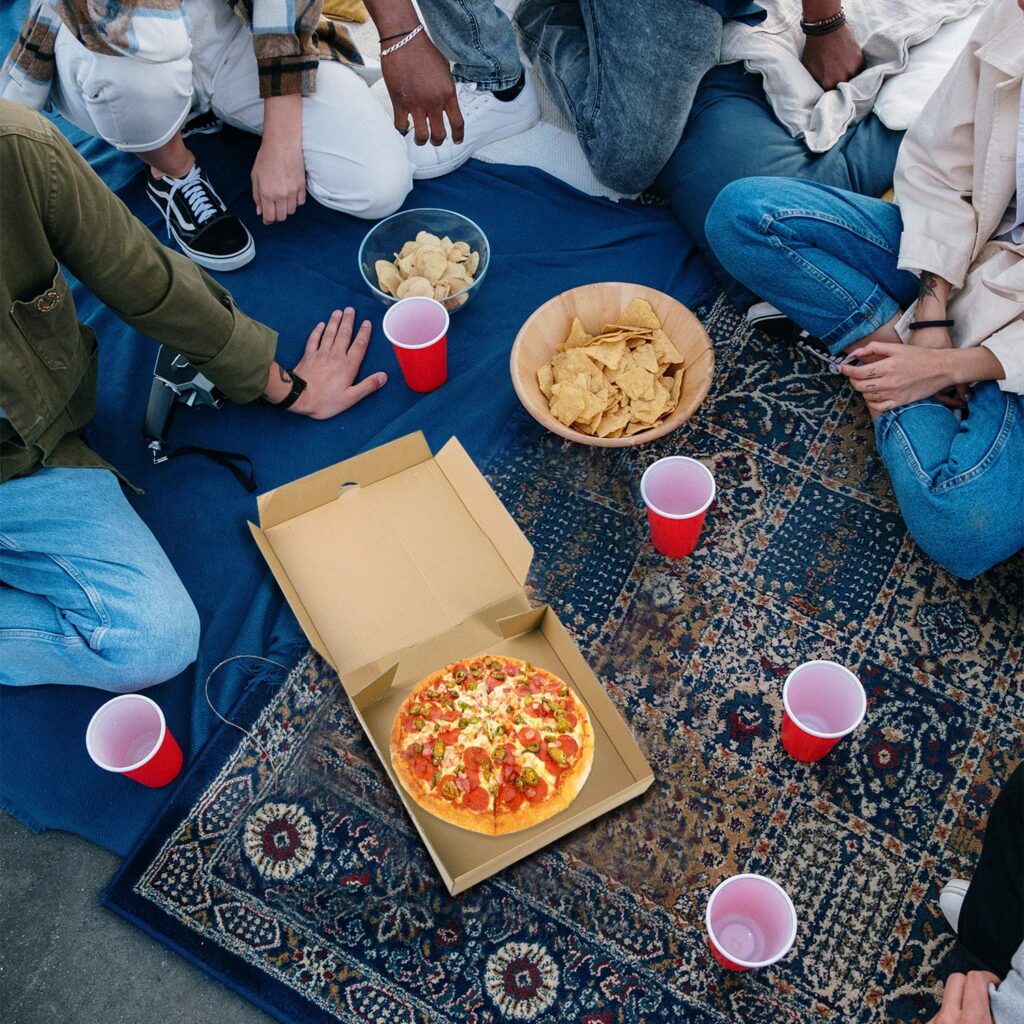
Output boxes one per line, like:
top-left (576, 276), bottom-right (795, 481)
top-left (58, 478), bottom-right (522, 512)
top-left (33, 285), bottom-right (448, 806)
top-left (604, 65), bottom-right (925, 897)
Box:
top-left (407, 75), bottom-right (540, 180)
top-left (940, 878), bottom-right (971, 934)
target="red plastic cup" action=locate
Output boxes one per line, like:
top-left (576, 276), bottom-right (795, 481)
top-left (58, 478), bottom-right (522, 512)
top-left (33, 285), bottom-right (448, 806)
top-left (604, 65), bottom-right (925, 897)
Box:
top-left (706, 873), bottom-right (798, 971)
top-left (781, 660), bottom-right (866, 762)
top-left (383, 296), bottom-right (449, 393)
top-left (86, 694), bottom-right (183, 788)
top-left (640, 456), bottom-right (716, 558)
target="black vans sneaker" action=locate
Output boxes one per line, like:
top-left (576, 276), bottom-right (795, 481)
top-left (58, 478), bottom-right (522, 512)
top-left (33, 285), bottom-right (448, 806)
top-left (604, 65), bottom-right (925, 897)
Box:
top-left (146, 162), bottom-right (254, 272)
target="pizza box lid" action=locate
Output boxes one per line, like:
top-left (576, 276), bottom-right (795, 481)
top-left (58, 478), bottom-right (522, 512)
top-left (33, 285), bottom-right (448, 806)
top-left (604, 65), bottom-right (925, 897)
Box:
top-left (249, 432), bottom-right (534, 692)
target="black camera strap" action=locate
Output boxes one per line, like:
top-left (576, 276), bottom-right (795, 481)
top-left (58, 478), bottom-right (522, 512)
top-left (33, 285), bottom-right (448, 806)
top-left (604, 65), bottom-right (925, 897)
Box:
top-left (157, 444), bottom-right (257, 493)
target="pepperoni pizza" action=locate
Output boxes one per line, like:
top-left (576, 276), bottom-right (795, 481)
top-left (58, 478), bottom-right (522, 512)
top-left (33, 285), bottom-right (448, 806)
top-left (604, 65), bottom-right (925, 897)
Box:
top-left (390, 656), bottom-right (594, 835)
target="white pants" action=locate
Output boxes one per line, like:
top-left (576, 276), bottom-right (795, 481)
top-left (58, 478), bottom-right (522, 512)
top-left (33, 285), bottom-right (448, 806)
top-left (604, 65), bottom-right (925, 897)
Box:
top-left (51, 0), bottom-right (412, 219)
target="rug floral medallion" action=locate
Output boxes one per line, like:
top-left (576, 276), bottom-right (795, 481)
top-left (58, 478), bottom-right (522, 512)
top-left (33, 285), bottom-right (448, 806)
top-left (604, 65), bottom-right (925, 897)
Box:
top-left (112, 298), bottom-right (1023, 1024)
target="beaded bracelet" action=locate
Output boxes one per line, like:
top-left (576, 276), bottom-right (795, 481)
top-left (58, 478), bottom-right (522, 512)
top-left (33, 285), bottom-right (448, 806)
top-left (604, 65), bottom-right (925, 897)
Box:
top-left (801, 10), bottom-right (847, 36)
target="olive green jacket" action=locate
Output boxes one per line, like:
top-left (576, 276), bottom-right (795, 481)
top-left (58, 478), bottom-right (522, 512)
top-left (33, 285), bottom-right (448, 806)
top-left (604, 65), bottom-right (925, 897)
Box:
top-left (0, 99), bottom-right (276, 485)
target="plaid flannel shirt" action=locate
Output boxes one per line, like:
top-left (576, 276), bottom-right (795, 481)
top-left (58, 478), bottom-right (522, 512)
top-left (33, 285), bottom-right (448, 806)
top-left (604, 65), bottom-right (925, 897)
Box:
top-left (1, 0), bottom-right (362, 109)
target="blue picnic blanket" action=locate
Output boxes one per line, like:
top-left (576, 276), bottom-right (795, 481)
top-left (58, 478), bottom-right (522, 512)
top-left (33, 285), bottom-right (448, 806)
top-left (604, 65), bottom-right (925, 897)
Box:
top-left (0, 27), bottom-right (715, 854)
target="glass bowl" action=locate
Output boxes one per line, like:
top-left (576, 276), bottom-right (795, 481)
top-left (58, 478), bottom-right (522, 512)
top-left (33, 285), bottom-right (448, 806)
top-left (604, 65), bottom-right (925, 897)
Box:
top-left (358, 208), bottom-right (490, 313)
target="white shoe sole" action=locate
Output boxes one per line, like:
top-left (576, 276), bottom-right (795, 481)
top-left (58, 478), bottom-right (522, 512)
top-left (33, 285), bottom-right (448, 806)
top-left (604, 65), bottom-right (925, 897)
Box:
top-left (147, 190), bottom-right (256, 272)
top-left (410, 112), bottom-right (542, 180)
top-left (173, 230), bottom-right (256, 272)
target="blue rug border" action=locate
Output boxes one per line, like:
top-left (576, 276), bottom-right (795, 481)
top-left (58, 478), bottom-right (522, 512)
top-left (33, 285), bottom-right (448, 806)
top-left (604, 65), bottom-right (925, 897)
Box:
top-left (100, 653), bottom-right (342, 1024)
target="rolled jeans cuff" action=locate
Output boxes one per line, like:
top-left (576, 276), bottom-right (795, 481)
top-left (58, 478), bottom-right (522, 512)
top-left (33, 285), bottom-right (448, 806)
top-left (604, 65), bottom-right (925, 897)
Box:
top-left (451, 68), bottom-right (523, 91)
top-left (820, 284), bottom-right (901, 356)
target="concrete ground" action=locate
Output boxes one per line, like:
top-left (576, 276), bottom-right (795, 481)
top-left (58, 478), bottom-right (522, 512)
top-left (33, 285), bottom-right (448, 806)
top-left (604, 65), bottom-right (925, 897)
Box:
top-left (0, 812), bottom-right (270, 1024)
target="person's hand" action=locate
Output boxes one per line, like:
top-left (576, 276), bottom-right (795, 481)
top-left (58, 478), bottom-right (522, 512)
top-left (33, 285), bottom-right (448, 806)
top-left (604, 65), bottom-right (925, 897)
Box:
top-left (802, 23), bottom-right (864, 90)
top-left (926, 971), bottom-right (999, 1023)
top-left (382, 32), bottom-right (464, 147)
top-left (252, 95), bottom-right (306, 225)
top-left (841, 341), bottom-right (959, 414)
top-left (288, 309), bottom-right (388, 419)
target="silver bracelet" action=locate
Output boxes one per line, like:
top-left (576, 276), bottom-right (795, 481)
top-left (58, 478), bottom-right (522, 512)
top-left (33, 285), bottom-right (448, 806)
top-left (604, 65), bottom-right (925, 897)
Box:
top-left (380, 23), bottom-right (424, 57)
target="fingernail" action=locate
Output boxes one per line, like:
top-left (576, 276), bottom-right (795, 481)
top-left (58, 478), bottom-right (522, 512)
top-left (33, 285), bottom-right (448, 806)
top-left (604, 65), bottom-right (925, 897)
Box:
top-left (852, 348), bottom-right (865, 357)
top-left (364, 320), bottom-right (371, 327)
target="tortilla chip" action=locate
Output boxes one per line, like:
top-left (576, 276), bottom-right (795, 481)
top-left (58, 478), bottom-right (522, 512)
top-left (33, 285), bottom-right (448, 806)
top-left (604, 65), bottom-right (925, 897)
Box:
top-left (651, 328), bottom-right (686, 367)
top-left (633, 343), bottom-right (660, 375)
top-left (617, 298), bottom-right (662, 331)
top-left (584, 339), bottom-right (628, 370)
top-left (549, 380), bottom-right (588, 426)
top-left (628, 386), bottom-right (669, 426)
top-left (668, 367), bottom-right (685, 406)
top-left (564, 317), bottom-right (592, 350)
top-left (537, 363), bottom-right (554, 400)
top-left (615, 366), bottom-right (657, 402)
top-left (624, 419), bottom-right (656, 436)
top-left (595, 405), bottom-right (632, 437)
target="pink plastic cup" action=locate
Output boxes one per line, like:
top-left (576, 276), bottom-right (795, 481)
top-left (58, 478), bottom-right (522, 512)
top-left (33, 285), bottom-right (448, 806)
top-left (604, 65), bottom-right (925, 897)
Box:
top-left (781, 660), bottom-right (866, 762)
top-left (86, 694), bottom-right (183, 788)
top-left (706, 873), bottom-right (798, 971)
top-left (382, 296), bottom-right (449, 393)
top-left (640, 456), bottom-right (716, 558)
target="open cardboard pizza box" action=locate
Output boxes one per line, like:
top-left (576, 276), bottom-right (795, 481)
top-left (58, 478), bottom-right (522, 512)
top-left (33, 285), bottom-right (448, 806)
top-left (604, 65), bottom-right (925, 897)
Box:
top-left (249, 432), bottom-right (654, 894)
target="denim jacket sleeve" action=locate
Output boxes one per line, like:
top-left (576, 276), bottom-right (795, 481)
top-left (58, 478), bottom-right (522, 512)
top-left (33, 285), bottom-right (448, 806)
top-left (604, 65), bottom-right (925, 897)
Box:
top-left (892, 4), bottom-right (983, 288)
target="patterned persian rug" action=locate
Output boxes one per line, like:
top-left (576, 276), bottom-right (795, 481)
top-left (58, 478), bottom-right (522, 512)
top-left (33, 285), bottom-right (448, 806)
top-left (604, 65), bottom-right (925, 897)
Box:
top-left (104, 297), bottom-right (1023, 1024)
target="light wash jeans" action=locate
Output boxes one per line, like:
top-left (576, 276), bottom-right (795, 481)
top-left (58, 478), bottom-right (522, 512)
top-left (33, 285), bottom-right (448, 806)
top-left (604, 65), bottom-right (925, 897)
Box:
top-left (416, 0), bottom-right (722, 192)
top-left (0, 468), bottom-right (200, 691)
top-left (705, 177), bottom-right (1024, 579)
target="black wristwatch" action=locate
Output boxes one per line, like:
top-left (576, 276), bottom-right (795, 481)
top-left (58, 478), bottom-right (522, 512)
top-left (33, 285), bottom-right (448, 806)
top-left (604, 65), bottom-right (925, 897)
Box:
top-left (264, 368), bottom-right (307, 410)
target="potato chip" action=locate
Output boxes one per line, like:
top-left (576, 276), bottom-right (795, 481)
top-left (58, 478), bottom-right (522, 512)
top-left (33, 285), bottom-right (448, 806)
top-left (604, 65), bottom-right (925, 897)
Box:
top-left (396, 275), bottom-right (433, 298)
top-left (416, 248), bottom-right (448, 282)
top-left (375, 260), bottom-right (402, 296)
top-left (376, 233), bottom-right (481, 304)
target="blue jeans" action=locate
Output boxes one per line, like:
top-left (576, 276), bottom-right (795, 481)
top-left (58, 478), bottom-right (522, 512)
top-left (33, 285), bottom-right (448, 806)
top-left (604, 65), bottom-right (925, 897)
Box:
top-left (705, 177), bottom-right (1024, 578)
top-left (656, 63), bottom-right (904, 310)
top-left (0, 468), bottom-right (200, 690)
top-left (416, 0), bottom-right (723, 192)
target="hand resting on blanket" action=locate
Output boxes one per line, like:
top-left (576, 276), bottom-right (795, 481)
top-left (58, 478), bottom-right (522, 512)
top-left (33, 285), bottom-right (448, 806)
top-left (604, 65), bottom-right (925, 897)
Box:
top-left (263, 308), bottom-right (388, 418)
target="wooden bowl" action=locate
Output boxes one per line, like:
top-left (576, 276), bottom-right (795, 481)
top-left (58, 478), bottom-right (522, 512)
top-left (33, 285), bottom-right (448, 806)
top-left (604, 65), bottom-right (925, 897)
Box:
top-left (510, 282), bottom-right (714, 447)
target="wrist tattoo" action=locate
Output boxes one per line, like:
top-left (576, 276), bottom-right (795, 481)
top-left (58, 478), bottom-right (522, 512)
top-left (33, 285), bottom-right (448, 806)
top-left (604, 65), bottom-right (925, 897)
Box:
top-left (918, 272), bottom-right (940, 302)
top-left (278, 366), bottom-right (293, 385)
